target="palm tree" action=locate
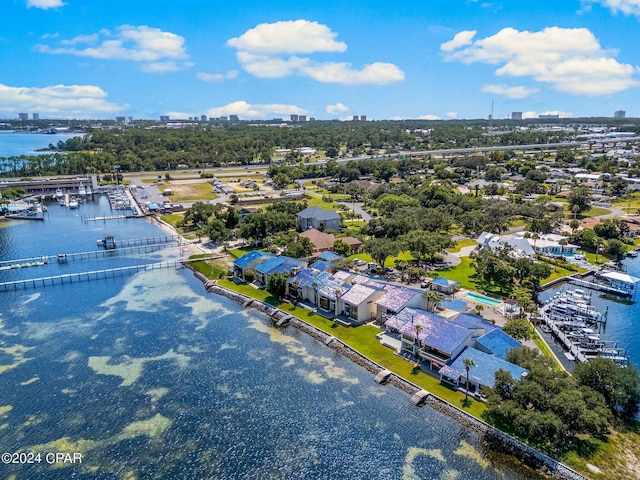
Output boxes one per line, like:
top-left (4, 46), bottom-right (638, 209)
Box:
top-left (413, 324), bottom-right (423, 359)
top-left (572, 204), bottom-right (580, 220)
top-left (531, 232), bottom-right (540, 254)
top-left (474, 304), bottom-right (484, 317)
top-left (423, 290), bottom-right (445, 312)
top-left (463, 357), bottom-right (476, 401)
top-left (559, 238), bottom-right (568, 257)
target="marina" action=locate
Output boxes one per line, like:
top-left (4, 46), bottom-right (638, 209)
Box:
top-left (539, 288), bottom-right (628, 366)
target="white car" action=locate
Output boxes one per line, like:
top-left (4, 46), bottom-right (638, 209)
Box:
top-left (354, 259), bottom-right (366, 267)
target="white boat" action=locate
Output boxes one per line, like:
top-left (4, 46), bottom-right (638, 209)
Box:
top-left (85, 186), bottom-right (93, 196)
top-left (78, 184), bottom-right (86, 196)
top-left (68, 197), bottom-right (79, 209)
top-left (55, 188), bottom-right (64, 199)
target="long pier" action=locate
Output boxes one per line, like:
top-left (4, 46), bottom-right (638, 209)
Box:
top-left (0, 256), bottom-right (220, 292)
top-left (0, 243), bottom-right (179, 269)
top-left (567, 277), bottom-right (631, 297)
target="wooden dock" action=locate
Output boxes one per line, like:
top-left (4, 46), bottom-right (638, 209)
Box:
top-left (83, 214), bottom-right (134, 222)
top-left (0, 257), bottom-right (218, 292)
top-left (567, 277), bottom-right (631, 297)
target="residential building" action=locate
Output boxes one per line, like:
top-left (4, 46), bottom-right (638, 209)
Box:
top-left (32, 113), bottom-right (39, 120)
top-left (290, 114), bottom-right (299, 122)
top-left (316, 275), bottom-right (351, 315)
top-left (201, 115), bottom-right (208, 122)
top-left (511, 112), bottom-right (523, 120)
top-left (428, 277), bottom-right (461, 295)
top-left (297, 207), bottom-right (341, 232)
top-left (254, 256), bottom-right (307, 286)
top-left (352, 115), bottom-right (359, 121)
top-left (614, 110), bottom-right (626, 119)
top-left (116, 116), bottom-right (126, 122)
top-left (300, 228), bottom-right (335, 253)
top-left (438, 346), bottom-right (528, 392)
top-left (360, 115), bottom-right (367, 122)
top-left (337, 284), bottom-right (384, 324)
top-left (339, 236), bottom-right (362, 254)
top-left (299, 115), bottom-right (306, 122)
top-left (476, 231), bottom-right (536, 259)
top-left (229, 114), bottom-right (239, 122)
top-left (375, 285), bottom-right (424, 323)
top-left (475, 328), bottom-right (523, 360)
top-left (160, 115), bottom-right (170, 122)
top-left (18, 113), bottom-right (28, 120)
top-left (316, 251), bottom-right (343, 264)
top-left (232, 251), bottom-right (275, 281)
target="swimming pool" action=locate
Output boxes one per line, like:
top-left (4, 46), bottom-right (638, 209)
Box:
top-left (461, 292), bottom-right (502, 306)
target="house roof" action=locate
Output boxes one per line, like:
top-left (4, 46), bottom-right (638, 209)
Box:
top-left (340, 236), bottom-right (362, 247)
top-left (300, 228), bottom-right (335, 251)
top-left (376, 285), bottom-right (419, 312)
top-left (287, 268), bottom-right (318, 287)
top-left (452, 313), bottom-right (498, 333)
top-left (386, 308), bottom-right (472, 356)
top-left (317, 276), bottom-right (351, 299)
top-left (431, 277), bottom-right (460, 288)
top-left (476, 328), bottom-right (522, 360)
top-left (311, 260), bottom-right (332, 272)
top-left (439, 298), bottom-right (467, 312)
top-left (340, 284), bottom-right (377, 305)
top-left (255, 256), bottom-right (288, 274)
top-left (439, 346), bottom-right (528, 389)
top-left (296, 207), bottom-right (341, 221)
top-left (317, 250), bottom-right (342, 263)
top-left (233, 250), bottom-right (274, 268)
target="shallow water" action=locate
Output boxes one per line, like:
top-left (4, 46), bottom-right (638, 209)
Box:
top-left (0, 201), bottom-right (547, 479)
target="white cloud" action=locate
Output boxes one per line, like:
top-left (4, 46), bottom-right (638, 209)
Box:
top-left (418, 114), bottom-right (441, 120)
top-left (227, 19), bottom-right (404, 85)
top-left (326, 102), bottom-right (350, 115)
top-left (35, 25), bottom-right (192, 73)
top-left (440, 30), bottom-right (476, 52)
top-left (27, 0), bottom-right (64, 9)
top-left (204, 100), bottom-right (310, 120)
top-left (0, 83), bottom-right (128, 116)
top-left (446, 112), bottom-right (458, 118)
top-left (196, 70), bottom-right (239, 83)
top-left (482, 84), bottom-right (539, 99)
top-left (591, 0), bottom-right (640, 16)
top-left (441, 26), bottom-right (639, 95)
top-left (227, 20), bottom-right (347, 55)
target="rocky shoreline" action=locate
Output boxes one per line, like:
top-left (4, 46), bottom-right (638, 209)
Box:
top-left (199, 277), bottom-right (586, 480)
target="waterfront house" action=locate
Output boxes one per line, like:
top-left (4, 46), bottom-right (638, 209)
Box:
top-left (451, 313), bottom-right (498, 339)
top-left (384, 308), bottom-right (473, 372)
top-left (309, 260), bottom-right (333, 272)
top-left (233, 251), bottom-right (275, 281)
top-left (475, 328), bottom-right (523, 360)
top-left (513, 232), bottom-right (579, 257)
top-left (316, 250), bottom-right (343, 263)
top-left (375, 285), bottom-right (424, 323)
top-left (438, 346), bottom-right (528, 392)
top-left (254, 256), bottom-right (307, 286)
top-left (297, 207), bottom-right (341, 232)
top-left (300, 228), bottom-right (336, 253)
top-left (476, 232), bottom-right (535, 259)
top-left (316, 275), bottom-right (351, 315)
top-left (339, 236), bottom-right (363, 254)
top-left (337, 284), bottom-right (385, 325)
top-left (287, 268), bottom-right (320, 301)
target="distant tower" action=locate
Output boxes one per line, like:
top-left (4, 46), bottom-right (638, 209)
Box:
top-left (352, 115), bottom-right (359, 121)
top-left (201, 114), bottom-right (207, 122)
top-left (160, 115), bottom-right (170, 122)
top-left (360, 115), bottom-right (367, 122)
top-left (511, 112), bottom-right (523, 120)
top-left (299, 115), bottom-right (306, 122)
top-left (290, 114), bottom-right (299, 122)
top-left (18, 113), bottom-right (28, 120)
top-left (614, 110), bottom-right (626, 119)
top-left (229, 114), bottom-right (239, 122)
top-left (32, 113), bottom-right (40, 120)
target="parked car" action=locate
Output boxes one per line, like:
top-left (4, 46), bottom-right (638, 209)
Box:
top-left (420, 281), bottom-right (429, 288)
top-left (354, 259), bottom-right (366, 267)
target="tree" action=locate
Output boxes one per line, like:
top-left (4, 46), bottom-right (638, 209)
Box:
top-left (567, 186), bottom-right (592, 214)
top-left (364, 238), bottom-right (401, 270)
top-left (333, 239), bottom-right (350, 256)
top-left (605, 238), bottom-right (627, 261)
top-left (423, 290), bottom-right (445, 312)
top-left (503, 318), bottom-right (532, 341)
top-left (464, 357), bottom-right (476, 401)
top-left (266, 272), bottom-right (288, 299)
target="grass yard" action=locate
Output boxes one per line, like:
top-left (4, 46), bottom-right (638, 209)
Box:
top-left (161, 213), bottom-right (184, 229)
top-left (564, 205), bottom-right (611, 219)
top-left (347, 250), bottom-right (415, 268)
top-left (228, 246), bottom-right (259, 259)
top-left (160, 182), bottom-right (217, 202)
top-left (216, 279), bottom-right (486, 417)
top-left (447, 238), bottom-right (476, 253)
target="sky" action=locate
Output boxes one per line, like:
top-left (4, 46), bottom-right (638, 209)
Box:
top-left (2, 0), bottom-right (640, 121)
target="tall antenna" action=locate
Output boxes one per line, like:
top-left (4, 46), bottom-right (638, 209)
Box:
top-left (490, 99), bottom-right (494, 129)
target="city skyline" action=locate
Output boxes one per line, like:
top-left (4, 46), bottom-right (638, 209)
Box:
top-left (2, 0), bottom-right (640, 120)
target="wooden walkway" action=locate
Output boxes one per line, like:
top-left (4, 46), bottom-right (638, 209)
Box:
top-left (567, 277), bottom-right (631, 297)
top-left (0, 256), bottom-right (218, 292)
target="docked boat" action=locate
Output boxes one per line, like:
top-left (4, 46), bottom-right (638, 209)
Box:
top-left (59, 198), bottom-right (66, 206)
top-left (55, 188), bottom-right (64, 199)
top-left (68, 197), bottom-right (79, 209)
top-left (78, 184), bottom-right (87, 196)
top-left (627, 250), bottom-right (638, 258)
top-left (85, 186), bottom-right (93, 196)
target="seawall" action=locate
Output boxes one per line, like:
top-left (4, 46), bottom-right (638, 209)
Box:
top-left (203, 281), bottom-right (587, 480)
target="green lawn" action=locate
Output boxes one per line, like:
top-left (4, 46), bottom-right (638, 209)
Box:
top-left (348, 250), bottom-right (415, 268)
top-left (447, 238), bottom-right (476, 253)
top-left (564, 205), bottom-right (611, 219)
top-left (216, 279), bottom-right (486, 417)
top-left (228, 246), bottom-right (259, 259)
top-left (161, 213), bottom-right (184, 229)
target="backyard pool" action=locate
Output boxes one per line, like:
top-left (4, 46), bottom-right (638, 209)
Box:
top-left (461, 291), bottom-right (503, 306)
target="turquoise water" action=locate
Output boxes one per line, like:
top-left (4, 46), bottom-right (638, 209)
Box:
top-left (461, 292), bottom-right (502, 307)
top-left (0, 201), bottom-right (546, 478)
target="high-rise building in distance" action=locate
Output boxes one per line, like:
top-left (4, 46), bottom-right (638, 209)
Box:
top-left (511, 112), bottom-right (523, 120)
top-left (160, 115), bottom-right (170, 122)
top-left (290, 114), bottom-right (299, 122)
top-left (18, 113), bottom-right (28, 120)
top-left (614, 110), bottom-right (626, 119)
top-left (32, 113), bottom-right (40, 120)
top-left (229, 114), bottom-right (239, 122)
top-left (360, 115), bottom-right (367, 122)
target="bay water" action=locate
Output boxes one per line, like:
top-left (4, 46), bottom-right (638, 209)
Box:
top-left (0, 199), bottom-right (548, 478)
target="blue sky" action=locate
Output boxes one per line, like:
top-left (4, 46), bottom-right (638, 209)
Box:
top-left (2, 0), bottom-right (640, 120)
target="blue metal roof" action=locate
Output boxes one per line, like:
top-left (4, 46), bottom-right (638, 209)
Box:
top-left (452, 313), bottom-right (498, 333)
top-left (233, 250), bottom-right (274, 268)
top-left (431, 277), bottom-right (460, 287)
top-left (287, 268), bottom-right (318, 286)
top-left (439, 298), bottom-right (467, 312)
top-left (311, 260), bottom-right (332, 272)
top-left (255, 256), bottom-right (288, 274)
top-left (317, 275), bottom-right (351, 299)
top-left (439, 346), bottom-right (528, 388)
top-left (316, 251), bottom-right (342, 262)
top-left (303, 271), bottom-right (332, 288)
top-left (476, 328), bottom-right (522, 360)
top-left (389, 308), bottom-right (472, 356)
top-left (269, 262), bottom-right (305, 276)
